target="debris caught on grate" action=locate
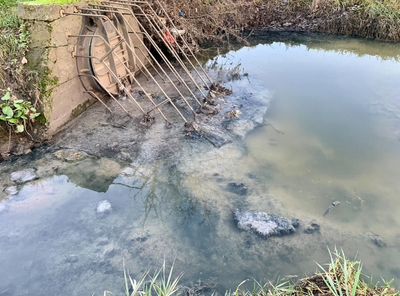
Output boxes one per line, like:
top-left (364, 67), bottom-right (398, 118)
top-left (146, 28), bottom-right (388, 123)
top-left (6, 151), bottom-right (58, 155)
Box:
top-left (66, 0), bottom-right (227, 126)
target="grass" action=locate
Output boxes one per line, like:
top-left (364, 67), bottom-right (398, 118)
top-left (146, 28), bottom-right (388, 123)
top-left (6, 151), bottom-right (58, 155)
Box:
top-left (116, 251), bottom-right (398, 296)
top-left (114, 262), bottom-right (182, 296)
top-left (0, 0), bottom-right (42, 137)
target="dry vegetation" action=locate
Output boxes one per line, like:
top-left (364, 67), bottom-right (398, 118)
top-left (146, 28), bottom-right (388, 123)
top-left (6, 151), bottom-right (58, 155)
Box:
top-left (161, 0), bottom-right (400, 45)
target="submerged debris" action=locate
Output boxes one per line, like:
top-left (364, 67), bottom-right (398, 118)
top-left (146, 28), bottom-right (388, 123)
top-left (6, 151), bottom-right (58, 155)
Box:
top-left (54, 149), bottom-right (89, 162)
top-left (226, 106), bottom-right (242, 120)
top-left (140, 114), bottom-right (156, 127)
top-left (367, 232), bottom-right (387, 248)
top-left (96, 200), bottom-right (112, 216)
top-left (4, 186), bottom-right (18, 196)
top-left (323, 201), bottom-right (341, 216)
top-left (184, 121), bottom-right (201, 137)
top-left (10, 169), bottom-right (38, 184)
top-left (227, 182), bottom-right (248, 196)
top-left (209, 83), bottom-right (232, 96)
top-left (200, 103), bottom-right (219, 115)
top-left (234, 210), bottom-right (299, 239)
top-left (184, 121), bottom-right (231, 147)
top-left (304, 221), bottom-right (321, 234)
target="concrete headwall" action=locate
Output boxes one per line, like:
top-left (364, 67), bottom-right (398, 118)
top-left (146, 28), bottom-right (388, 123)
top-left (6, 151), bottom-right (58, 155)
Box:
top-left (18, 4), bottom-right (94, 135)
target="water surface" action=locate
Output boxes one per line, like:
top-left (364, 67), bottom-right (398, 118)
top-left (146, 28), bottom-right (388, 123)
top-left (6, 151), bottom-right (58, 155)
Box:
top-left (1, 34), bottom-right (400, 295)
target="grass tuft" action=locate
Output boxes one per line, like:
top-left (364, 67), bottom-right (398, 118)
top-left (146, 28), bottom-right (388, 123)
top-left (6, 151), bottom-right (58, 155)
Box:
top-left (122, 261), bottom-right (182, 296)
top-left (113, 251), bottom-right (399, 296)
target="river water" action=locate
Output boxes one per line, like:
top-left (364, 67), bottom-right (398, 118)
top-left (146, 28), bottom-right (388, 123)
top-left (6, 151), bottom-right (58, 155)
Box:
top-left (0, 34), bottom-right (400, 295)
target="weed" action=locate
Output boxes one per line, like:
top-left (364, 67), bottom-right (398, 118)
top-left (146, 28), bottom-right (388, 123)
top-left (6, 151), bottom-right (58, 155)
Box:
top-left (111, 251), bottom-right (398, 296)
top-left (0, 0), bottom-right (42, 137)
top-left (122, 261), bottom-right (182, 296)
top-left (0, 89), bottom-right (40, 133)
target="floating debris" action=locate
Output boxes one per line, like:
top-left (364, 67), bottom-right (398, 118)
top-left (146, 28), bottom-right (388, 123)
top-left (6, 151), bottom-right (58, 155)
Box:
top-left (323, 201), bottom-right (341, 216)
top-left (10, 169), bottom-right (38, 184)
top-left (96, 200), bottom-right (112, 216)
top-left (367, 232), bottom-right (387, 248)
top-left (227, 182), bottom-right (248, 196)
top-left (304, 221), bottom-right (321, 234)
top-left (226, 106), bottom-right (242, 119)
top-left (54, 149), bottom-right (89, 162)
top-left (209, 83), bottom-right (232, 96)
top-left (4, 186), bottom-right (18, 196)
top-left (234, 210), bottom-right (299, 239)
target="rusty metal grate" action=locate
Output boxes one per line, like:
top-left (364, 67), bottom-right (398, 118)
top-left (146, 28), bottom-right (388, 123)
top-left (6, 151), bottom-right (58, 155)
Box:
top-left (67, 0), bottom-right (213, 124)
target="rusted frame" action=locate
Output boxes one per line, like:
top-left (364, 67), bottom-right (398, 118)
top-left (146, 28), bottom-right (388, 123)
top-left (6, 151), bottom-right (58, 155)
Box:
top-left (103, 0), bottom-right (208, 101)
top-left (72, 9), bottom-right (197, 117)
top-left (80, 8), bottom-right (164, 82)
top-left (70, 32), bottom-right (175, 122)
top-left (130, 0), bottom-right (211, 89)
top-left (79, 73), bottom-right (133, 116)
top-left (88, 3), bottom-right (203, 107)
top-left (84, 90), bottom-right (113, 113)
top-left (124, 0), bottom-right (213, 85)
top-left (67, 12), bottom-right (192, 123)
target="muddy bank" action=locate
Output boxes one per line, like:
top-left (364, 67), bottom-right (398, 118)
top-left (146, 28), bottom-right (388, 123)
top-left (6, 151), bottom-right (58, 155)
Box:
top-left (2, 0), bottom-right (400, 159)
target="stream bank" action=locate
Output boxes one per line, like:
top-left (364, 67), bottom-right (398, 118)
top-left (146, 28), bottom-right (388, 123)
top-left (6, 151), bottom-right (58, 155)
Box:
top-left (2, 0), bottom-right (400, 159)
top-left (1, 34), bottom-right (400, 295)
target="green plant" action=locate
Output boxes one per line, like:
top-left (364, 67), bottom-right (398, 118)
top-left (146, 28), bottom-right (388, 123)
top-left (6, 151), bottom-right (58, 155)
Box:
top-left (0, 90), bottom-right (40, 133)
top-left (123, 261), bottom-right (182, 296)
top-left (113, 251), bottom-right (399, 296)
top-left (317, 249), bottom-right (363, 296)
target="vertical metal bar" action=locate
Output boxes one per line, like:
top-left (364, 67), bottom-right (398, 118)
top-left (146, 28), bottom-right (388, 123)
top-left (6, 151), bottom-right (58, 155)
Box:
top-left (81, 6), bottom-right (165, 82)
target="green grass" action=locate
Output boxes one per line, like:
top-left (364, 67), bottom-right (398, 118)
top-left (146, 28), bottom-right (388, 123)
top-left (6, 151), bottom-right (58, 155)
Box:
top-left (120, 262), bottom-right (182, 296)
top-left (117, 251), bottom-right (399, 296)
top-left (0, 0), bottom-right (42, 135)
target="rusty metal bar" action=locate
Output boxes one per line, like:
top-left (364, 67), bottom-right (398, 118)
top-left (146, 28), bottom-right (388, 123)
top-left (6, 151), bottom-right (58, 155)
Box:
top-left (130, 0), bottom-right (211, 89)
top-left (88, 4), bottom-right (203, 107)
top-left (68, 16), bottom-right (189, 123)
top-left (129, 0), bottom-right (213, 85)
top-left (152, 0), bottom-right (214, 84)
top-left (73, 9), bottom-right (197, 115)
top-left (71, 33), bottom-right (172, 122)
top-left (79, 73), bottom-right (132, 116)
top-left (84, 90), bottom-right (113, 113)
top-left (103, 0), bottom-right (208, 100)
top-left (80, 9), bottom-right (165, 82)
top-left (75, 52), bottom-right (146, 114)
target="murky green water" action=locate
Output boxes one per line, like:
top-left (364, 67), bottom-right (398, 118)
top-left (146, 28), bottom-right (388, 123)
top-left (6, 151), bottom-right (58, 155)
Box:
top-left (1, 34), bottom-right (400, 295)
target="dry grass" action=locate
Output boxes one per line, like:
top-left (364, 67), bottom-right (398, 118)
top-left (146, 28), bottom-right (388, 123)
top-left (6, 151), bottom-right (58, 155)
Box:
top-left (160, 0), bottom-right (400, 44)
